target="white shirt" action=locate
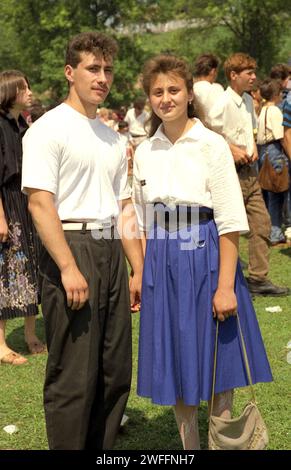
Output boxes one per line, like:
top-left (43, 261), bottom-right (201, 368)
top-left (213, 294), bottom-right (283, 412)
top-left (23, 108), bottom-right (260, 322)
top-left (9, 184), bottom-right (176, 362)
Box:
top-left (124, 108), bottom-right (149, 136)
top-left (22, 103), bottom-right (131, 224)
top-left (257, 105), bottom-right (284, 144)
top-left (132, 119), bottom-right (249, 236)
top-left (208, 86), bottom-right (257, 157)
top-left (193, 80), bottom-right (224, 127)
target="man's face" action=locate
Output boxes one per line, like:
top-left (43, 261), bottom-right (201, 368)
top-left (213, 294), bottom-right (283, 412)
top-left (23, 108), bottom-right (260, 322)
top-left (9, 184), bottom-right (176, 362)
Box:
top-left (231, 68), bottom-right (256, 94)
top-left (65, 52), bottom-right (114, 106)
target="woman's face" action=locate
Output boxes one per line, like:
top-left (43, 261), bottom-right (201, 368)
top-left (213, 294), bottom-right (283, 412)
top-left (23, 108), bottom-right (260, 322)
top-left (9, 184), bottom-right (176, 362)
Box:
top-left (14, 80), bottom-right (32, 110)
top-left (149, 72), bottom-right (193, 124)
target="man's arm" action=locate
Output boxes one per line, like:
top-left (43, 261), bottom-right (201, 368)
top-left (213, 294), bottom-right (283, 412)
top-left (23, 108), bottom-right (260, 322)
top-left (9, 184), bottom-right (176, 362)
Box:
top-left (118, 198), bottom-right (144, 308)
top-left (27, 188), bottom-right (89, 310)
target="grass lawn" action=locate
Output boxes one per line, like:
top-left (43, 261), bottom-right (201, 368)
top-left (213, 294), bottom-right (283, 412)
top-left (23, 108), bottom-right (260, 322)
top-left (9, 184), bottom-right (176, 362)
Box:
top-left (0, 237), bottom-right (290, 450)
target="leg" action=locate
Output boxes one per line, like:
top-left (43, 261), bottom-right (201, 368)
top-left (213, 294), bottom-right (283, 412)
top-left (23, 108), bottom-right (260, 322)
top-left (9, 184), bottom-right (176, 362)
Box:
top-left (268, 191), bottom-right (286, 243)
top-left (208, 390), bottom-right (233, 419)
top-left (173, 399), bottom-right (200, 450)
top-left (0, 319), bottom-right (27, 364)
top-left (24, 315), bottom-right (46, 354)
top-left (85, 239), bottom-right (132, 450)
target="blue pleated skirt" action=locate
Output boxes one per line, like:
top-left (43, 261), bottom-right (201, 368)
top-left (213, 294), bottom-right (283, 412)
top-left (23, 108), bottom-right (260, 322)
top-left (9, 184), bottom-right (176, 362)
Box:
top-left (137, 215), bottom-right (273, 406)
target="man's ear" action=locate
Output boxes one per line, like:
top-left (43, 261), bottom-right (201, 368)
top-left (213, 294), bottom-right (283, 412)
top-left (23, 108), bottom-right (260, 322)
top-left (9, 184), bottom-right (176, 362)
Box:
top-left (64, 65), bottom-right (74, 84)
top-left (230, 70), bottom-right (237, 82)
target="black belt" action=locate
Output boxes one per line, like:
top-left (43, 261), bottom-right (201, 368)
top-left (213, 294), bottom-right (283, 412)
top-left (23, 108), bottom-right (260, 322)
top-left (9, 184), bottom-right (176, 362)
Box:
top-left (153, 204), bottom-right (213, 232)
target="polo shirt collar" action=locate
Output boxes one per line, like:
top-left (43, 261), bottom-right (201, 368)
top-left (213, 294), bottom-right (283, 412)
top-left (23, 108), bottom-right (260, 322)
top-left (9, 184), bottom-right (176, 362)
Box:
top-left (150, 118), bottom-right (206, 143)
top-left (226, 86), bottom-right (245, 107)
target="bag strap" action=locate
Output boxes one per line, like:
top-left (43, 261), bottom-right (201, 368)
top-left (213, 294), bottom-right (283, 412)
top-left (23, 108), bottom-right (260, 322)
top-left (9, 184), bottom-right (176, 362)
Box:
top-left (209, 312), bottom-right (257, 418)
top-left (264, 106), bottom-right (268, 144)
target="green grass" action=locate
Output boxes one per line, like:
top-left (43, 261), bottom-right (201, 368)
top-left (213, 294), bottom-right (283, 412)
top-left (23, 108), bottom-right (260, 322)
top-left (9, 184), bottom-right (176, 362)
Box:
top-left (0, 238), bottom-right (290, 450)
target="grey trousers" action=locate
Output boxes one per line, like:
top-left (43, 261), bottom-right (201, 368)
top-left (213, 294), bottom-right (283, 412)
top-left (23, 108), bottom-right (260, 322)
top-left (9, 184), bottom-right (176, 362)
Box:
top-left (39, 230), bottom-right (132, 449)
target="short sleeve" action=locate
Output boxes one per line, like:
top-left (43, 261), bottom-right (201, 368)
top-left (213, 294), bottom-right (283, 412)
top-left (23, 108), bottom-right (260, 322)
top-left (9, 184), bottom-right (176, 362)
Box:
top-left (208, 136), bottom-right (249, 236)
top-left (112, 142), bottom-right (132, 201)
top-left (132, 150), bottom-right (152, 233)
top-left (21, 123), bottom-right (61, 194)
top-left (268, 106), bottom-right (284, 140)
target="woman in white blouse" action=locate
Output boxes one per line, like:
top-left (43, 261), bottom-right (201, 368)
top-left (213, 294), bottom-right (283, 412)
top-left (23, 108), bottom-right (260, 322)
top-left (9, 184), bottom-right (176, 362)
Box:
top-left (257, 78), bottom-right (289, 244)
top-left (132, 54), bottom-right (272, 450)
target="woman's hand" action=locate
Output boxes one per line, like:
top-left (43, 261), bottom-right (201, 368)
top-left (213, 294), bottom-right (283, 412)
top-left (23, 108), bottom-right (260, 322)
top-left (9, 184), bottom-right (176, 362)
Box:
top-left (212, 287), bottom-right (237, 322)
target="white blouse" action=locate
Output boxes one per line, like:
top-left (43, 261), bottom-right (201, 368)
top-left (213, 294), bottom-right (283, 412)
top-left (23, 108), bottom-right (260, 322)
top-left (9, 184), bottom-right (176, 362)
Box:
top-left (132, 119), bottom-right (249, 236)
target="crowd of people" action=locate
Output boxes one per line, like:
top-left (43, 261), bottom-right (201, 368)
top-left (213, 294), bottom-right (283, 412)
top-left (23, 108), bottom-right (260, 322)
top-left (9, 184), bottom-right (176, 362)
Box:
top-left (0, 30), bottom-right (290, 450)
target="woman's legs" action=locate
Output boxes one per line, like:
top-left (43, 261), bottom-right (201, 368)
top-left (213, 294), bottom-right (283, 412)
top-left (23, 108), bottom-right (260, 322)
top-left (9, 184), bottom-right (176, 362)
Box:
top-left (173, 399), bottom-right (200, 450)
top-left (24, 315), bottom-right (45, 354)
top-left (0, 319), bottom-right (27, 364)
top-left (208, 390), bottom-right (233, 419)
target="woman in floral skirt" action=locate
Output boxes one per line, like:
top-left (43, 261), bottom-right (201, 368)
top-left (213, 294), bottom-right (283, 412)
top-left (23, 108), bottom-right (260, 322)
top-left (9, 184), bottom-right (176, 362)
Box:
top-left (0, 70), bottom-right (45, 365)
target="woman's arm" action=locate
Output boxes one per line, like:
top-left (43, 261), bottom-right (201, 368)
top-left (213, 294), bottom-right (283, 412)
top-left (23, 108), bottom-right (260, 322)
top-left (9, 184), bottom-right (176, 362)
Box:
top-left (212, 231), bottom-right (239, 322)
top-left (0, 195), bottom-right (8, 242)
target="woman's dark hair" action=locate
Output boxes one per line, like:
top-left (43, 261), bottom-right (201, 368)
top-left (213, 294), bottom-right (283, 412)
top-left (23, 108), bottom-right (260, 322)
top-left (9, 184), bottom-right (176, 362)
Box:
top-left (142, 54), bottom-right (195, 137)
top-left (259, 78), bottom-right (282, 101)
top-left (0, 70), bottom-right (30, 114)
top-left (65, 31), bottom-right (118, 68)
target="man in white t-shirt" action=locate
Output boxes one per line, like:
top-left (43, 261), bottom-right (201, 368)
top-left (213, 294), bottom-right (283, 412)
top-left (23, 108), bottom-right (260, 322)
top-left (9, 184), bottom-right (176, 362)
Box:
top-left (124, 97), bottom-right (149, 148)
top-left (208, 52), bottom-right (289, 297)
top-left (22, 32), bottom-right (143, 450)
top-left (193, 53), bottom-right (224, 127)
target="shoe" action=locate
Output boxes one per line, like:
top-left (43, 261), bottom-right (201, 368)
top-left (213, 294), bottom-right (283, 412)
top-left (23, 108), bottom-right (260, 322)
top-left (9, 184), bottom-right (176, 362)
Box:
top-left (270, 238), bottom-right (287, 247)
top-left (25, 340), bottom-right (47, 355)
top-left (0, 351), bottom-right (28, 365)
top-left (246, 278), bottom-right (290, 297)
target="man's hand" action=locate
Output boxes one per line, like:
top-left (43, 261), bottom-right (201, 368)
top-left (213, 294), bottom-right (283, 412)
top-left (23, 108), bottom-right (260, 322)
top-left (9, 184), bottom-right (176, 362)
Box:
top-left (61, 264), bottom-right (89, 310)
top-left (0, 215), bottom-right (9, 243)
top-left (212, 287), bottom-right (237, 322)
top-left (229, 143), bottom-right (251, 166)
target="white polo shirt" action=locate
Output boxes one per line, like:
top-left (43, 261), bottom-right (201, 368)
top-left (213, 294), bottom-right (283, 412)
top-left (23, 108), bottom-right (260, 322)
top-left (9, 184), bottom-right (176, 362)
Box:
top-left (22, 103), bottom-right (131, 224)
top-left (124, 108), bottom-right (149, 137)
top-left (208, 86), bottom-right (257, 156)
top-left (132, 119), bottom-right (249, 235)
top-left (193, 80), bottom-right (224, 127)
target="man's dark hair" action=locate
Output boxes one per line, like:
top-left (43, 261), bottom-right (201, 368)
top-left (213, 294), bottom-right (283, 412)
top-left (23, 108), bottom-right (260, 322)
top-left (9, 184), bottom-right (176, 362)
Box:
top-left (133, 97), bottom-right (146, 110)
top-left (65, 31), bottom-right (118, 68)
top-left (193, 53), bottom-right (219, 77)
top-left (270, 63), bottom-right (290, 81)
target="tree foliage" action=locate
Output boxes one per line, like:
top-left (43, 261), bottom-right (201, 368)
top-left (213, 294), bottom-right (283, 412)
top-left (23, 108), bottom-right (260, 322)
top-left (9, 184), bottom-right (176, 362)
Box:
top-left (0, 0), bottom-right (290, 106)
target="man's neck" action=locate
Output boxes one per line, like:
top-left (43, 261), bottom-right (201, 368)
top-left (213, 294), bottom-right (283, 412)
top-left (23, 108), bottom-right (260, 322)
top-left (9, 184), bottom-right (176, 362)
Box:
top-left (195, 75), bottom-right (213, 84)
top-left (9, 107), bottom-right (21, 121)
top-left (65, 92), bottom-right (98, 119)
top-left (230, 83), bottom-right (244, 96)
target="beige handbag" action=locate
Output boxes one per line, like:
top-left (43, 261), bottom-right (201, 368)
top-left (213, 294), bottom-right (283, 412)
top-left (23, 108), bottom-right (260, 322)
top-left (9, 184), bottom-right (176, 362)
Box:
top-left (208, 314), bottom-right (269, 450)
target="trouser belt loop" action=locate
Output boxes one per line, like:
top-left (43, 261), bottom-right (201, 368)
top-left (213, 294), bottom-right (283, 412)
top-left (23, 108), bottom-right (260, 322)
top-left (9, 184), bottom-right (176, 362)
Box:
top-left (81, 223), bottom-right (87, 234)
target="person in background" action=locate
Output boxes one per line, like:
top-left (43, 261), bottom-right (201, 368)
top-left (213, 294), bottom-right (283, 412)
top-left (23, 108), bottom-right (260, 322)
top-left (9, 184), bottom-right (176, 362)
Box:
top-left (249, 79), bottom-right (263, 117)
top-left (257, 78), bottom-right (289, 245)
top-left (208, 53), bottom-right (289, 297)
top-left (22, 31), bottom-right (143, 449)
top-left (132, 53), bottom-right (272, 450)
top-left (193, 53), bottom-right (224, 127)
top-left (0, 70), bottom-right (45, 365)
top-left (125, 97), bottom-right (149, 149)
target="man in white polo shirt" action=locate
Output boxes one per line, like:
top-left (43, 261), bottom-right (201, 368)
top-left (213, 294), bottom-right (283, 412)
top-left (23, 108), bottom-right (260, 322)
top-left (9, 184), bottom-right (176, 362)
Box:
top-left (193, 53), bottom-right (224, 127)
top-left (124, 97), bottom-right (149, 148)
top-left (22, 32), bottom-right (144, 449)
top-left (208, 52), bottom-right (289, 297)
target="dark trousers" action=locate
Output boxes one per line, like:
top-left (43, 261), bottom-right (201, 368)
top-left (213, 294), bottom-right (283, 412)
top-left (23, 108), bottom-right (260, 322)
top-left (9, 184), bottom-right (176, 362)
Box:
top-left (39, 230), bottom-right (132, 449)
